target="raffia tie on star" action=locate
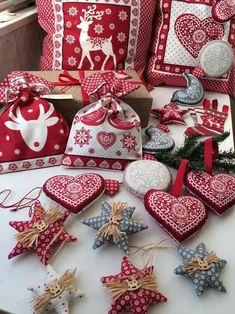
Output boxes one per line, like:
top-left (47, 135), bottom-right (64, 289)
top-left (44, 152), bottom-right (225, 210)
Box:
top-left (174, 242), bottom-right (227, 296)
top-left (29, 265), bottom-right (84, 314)
top-left (82, 201), bottom-right (147, 254)
top-left (8, 201), bottom-right (77, 265)
top-left (101, 256), bottom-right (167, 314)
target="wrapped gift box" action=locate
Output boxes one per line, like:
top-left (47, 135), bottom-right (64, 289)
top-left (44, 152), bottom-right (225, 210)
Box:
top-left (27, 70), bottom-right (152, 128)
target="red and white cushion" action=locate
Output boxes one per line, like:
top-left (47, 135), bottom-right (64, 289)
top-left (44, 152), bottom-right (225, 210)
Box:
top-left (146, 0), bottom-right (235, 96)
top-left (36, 0), bottom-right (157, 79)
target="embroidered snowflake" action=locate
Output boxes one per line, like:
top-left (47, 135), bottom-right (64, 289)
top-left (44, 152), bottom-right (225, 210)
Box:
top-left (95, 55), bottom-right (101, 62)
top-left (68, 6), bottom-right (78, 16)
top-left (54, 144), bottom-right (60, 150)
top-left (14, 149), bottom-right (21, 155)
top-left (94, 24), bottom-right (104, 35)
top-left (117, 32), bottom-right (126, 42)
top-left (65, 34), bottom-right (75, 45)
top-left (119, 48), bottom-right (124, 55)
top-left (73, 127), bottom-right (92, 147)
top-left (67, 56), bottom-right (77, 67)
top-left (89, 148), bottom-right (95, 155)
top-left (121, 133), bottom-right (137, 152)
top-left (109, 23), bottom-right (115, 30)
top-left (105, 8), bottom-right (112, 15)
top-left (74, 47), bottom-right (81, 54)
top-left (118, 10), bottom-right (128, 21)
top-left (66, 21), bottom-right (72, 28)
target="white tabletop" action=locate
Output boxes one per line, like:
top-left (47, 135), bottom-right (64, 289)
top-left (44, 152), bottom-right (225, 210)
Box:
top-left (0, 87), bottom-right (234, 314)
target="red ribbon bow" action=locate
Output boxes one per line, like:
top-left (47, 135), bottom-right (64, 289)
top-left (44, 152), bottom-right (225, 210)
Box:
top-left (80, 71), bottom-right (141, 99)
top-left (0, 71), bottom-right (55, 104)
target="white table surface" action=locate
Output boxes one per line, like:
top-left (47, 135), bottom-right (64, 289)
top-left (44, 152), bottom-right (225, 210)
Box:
top-left (0, 87), bottom-right (234, 314)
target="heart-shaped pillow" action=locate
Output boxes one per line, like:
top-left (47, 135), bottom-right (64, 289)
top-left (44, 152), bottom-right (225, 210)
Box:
top-left (43, 174), bottom-right (105, 214)
top-left (144, 190), bottom-right (207, 242)
top-left (185, 171), bottom-right (235, 215)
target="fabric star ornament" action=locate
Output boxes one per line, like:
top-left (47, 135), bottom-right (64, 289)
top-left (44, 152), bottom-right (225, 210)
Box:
top-left (8, 201), bottom-right (77, 265)
top-left (151, 103), bottom-right (188, 125)
top-left (101, 256), bottom-right (167, 314)
top-left (174, 243), bottom-right (227, 296)
top-left (82, 202), bottom-right (147, 254)
top-left (29, 265), bottom-right (84, 314)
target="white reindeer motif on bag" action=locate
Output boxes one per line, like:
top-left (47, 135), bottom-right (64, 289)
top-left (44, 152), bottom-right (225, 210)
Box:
top-left (5, 102), bottom-right (59, 152)
top-left (77, 5), bottom-right (116, 70)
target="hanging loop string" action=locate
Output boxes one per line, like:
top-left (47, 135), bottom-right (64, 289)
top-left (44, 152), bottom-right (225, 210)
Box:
top-left (0, 187), bottom-right (42, 212)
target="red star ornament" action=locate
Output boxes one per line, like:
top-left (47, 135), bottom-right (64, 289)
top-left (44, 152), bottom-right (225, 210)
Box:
top-left (151, 103), bottom-right (188, 125)
top-left (8, 201), bottom-right (77, 265)
top-left (101, 256), bottom-right (167, 314)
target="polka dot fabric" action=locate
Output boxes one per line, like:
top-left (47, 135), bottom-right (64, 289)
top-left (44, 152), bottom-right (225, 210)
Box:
top-left (101, 256), bottom-right (167, 314)
top-left (35, 0), bottom-right (157, 81)
top-left (105, 179), bottom-right (120, 196)
top-left (146, 0), bottom-right (235, 97)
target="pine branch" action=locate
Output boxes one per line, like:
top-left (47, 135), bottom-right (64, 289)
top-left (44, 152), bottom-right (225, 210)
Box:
top-left (155, 132), bottom-right (235, 173)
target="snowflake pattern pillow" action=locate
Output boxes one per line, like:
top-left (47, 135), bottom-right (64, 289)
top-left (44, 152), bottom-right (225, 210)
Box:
top-left (36, 0), bottom-right (157, 78)
top-left (146, 0), bottom-right (235, 96)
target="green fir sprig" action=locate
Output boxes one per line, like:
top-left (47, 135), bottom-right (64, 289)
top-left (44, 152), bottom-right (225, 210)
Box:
top-left (156, 132), bottom-right (235, 173)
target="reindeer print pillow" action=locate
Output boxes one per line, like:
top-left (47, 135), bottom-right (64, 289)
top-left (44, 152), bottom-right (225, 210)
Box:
top-left (0, 89), bottom-right (70, 173)
top-left (146, 0), bottom-right (235, 97)
top-left (36, 0), bottom-right (157, 79)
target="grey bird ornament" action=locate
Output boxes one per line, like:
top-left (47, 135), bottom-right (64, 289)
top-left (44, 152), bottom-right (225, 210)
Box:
top-left (171, 73), bottom-right (204, 105)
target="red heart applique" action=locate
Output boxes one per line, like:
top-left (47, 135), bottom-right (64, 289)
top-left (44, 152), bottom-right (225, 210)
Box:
top-left (144, 190), bottom-right (207, 242)
top-left (174, 14), bottom-right (224, 58)
top-left (105, 179), bottom-right (120, 196)
top-left (96, 131), bottom-right (116, 149)
top-left (43, 174), bottom-right (105, 214)
top-left (185, 172), bottom-right (235, 215)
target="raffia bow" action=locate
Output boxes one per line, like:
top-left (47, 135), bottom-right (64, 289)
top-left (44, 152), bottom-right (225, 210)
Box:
top-left (103, 270), bottom-right (158, 302)
top-left (98, 202), bottom-right (127, 243)
top-left (184, 252), bottom-right (219, 276)
top-left (32, 269), bottom-right (76, 313)
top-left (16, 206), bottom-right (64, 248)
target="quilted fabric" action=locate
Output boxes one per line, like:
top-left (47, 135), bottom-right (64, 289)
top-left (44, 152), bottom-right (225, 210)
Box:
top-left (36, 0), bottom-right (157, 79)
top-left (146, 0), bottom-right (235, 96)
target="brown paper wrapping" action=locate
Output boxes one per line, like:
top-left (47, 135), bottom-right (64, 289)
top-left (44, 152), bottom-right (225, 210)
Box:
top-left (27, 70), bottom-right (152, 128)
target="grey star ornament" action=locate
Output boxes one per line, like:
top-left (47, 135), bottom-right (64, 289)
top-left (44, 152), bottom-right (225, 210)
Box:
top-left (174, 243), bottom-right (227, 296)
top-left (82, 201), bottom-right (148, 254)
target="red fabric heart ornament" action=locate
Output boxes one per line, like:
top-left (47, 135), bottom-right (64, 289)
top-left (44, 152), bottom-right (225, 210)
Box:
top-left (144, 160), bottom-right (207, 242)
top-left (185, 138), bottom-right (235, 215)
top-left (43, 173), bottom-right (105, 214)
top-left (105, 179), bottom-right (120, 196)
